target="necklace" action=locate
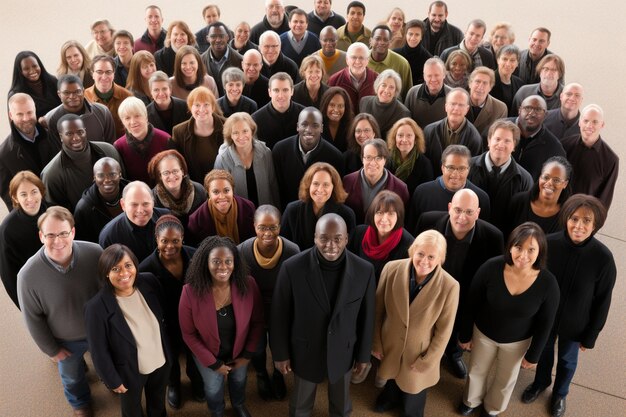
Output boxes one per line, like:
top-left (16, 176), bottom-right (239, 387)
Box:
top-left (213, 287), bottom-right (231, 315)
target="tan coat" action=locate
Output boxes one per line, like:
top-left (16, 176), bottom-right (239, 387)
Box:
top-left (372, 259), bottom-right (459, 394)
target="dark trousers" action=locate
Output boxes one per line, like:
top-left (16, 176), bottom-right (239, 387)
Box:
top-left (290, 370), bottom-right (352, 417)
top-left (119, 362), bottom-right (170, 417)
top-left (445, 328), bottom-right (463, 360)
top-left (251, 330), bottom-right (272, 374)
top-left (378, 380), bottom-right (428, 417)
top-left (168, 328), bottom-right (203, 388)
top-left (533, 332), bottom-right (580, 397)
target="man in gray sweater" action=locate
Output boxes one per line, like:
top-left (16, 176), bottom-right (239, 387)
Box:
top-left (17, 207), bottom-right (102, 417)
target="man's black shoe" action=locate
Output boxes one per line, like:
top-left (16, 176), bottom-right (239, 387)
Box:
top-left (551, 396), bottom-right (566, 417)
top-left (374, 392), bottom-right (398, 413)
top-left (458, 402), bottom-right (477, 415)
top-left (450, 357), bottom-right (468, 379)
top-left (521, 383), bottom-right (546, 404)
top-left (167, 385), bottom-right (181, 409)
top-left (256, 372), bottom-right (273, 401)
top-left (233, 405), bottom-right (252, 417)
top-left (272, 370), bottom-right (287, 400)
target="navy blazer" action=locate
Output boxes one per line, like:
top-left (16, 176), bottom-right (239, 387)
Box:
top-left (85, 273), bottom-right (171, 390)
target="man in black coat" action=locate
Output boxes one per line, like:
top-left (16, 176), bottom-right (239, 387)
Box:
top-left (272, 107), bottom-right (343, 208)
top-left (440, 19), bottom-right (496, 70)
top-left (415, 189), bottom-right (504, 379)
top-left (421, 1), bottom-right (463, 56)
top-left (271, 214), bottom-right (376, 417)
top-left (469, 120), bottom-right (533, 232)
top-left (201, 22), bottom-right (244, 96)
top-left (509, 95), bottom-right (565, 180)
top-left (249, 0), bottom-right (291, 44)
top-left (242, 50), bottom-right (271, 108)
top-left (0, 93), bottom-right (60, 209)
top-left (259, 31), bottom-right (300, 83)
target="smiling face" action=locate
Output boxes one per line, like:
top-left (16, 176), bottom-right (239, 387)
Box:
top-left (395, 124), bottom-right (415, 156)
top-left (9, 97), bottom-right (37, 136)
top-left (297, 109), bottom-right (323, 151)
top-left (145, 7), bottom-right (163, 32)
top-left (424, 63), bottom-right (445, 94)
top-left (266, 0), bottom-right (285, 27)
top-left (448, 190), bottom-right (480, 239)
top-left (108, 254), bottom-right (136, 296)
top-left (150, 80), bottom-right (172, 108)
top-left (260, 34), bottom-right (281, 64)
top-left (225, 80), bottom-right (243, 103)
top-left (346, 45), bottom-right (368, 78)
top-left (158, 156), bottom-right (184, 193)
top-left (314, 217), bottom-right (348, 261)
top-left (326, 94), bottom-right (345, 123)
top-left (65, 46), bottom-right (84, 72)
top-left (59, 119), bottom-right (88, 152)
top-left (121, 186), bottom-right (154, 227)
top-left (560, 84), bottom-right (583, 113)
top-left (114, 36), bottom-right (133, 59)
top-left (510, 237), bottom-right (539, 271)
top-left (362, 144), bottom-right (385, 182)
top-left (39, 217), bottom-right (75, 266)
top-left (370, 28), bottom-right (391, 58)
top-left (191, 100), bottom-right (213, 122)
top-left (528, 30), bottom-right (550, 60)
top-left (122, 111), bottom-right (149, 139)
top-left (235, 23), bottom-right (251, 45)
top-left (491, 28), bottom-right (511, 53)
top-left (208, 25), bottom-right (229, 55)
top-left (354, 119), bottom-right (375, 146)
top-left (309, 170), bottom-right (333, 208)
top-left (388, 10), bottom-right (404, 33)
top-left (449, 55), bottom-right (468, 80)
top-left (428, 4), bottom-right (447, 32)
top-left (230, 120), bottom-right (253, 150)
top-left (242, 52), bottom-right (262, 82)
top-left (469, 72), bottom-right (492, 105)
top-left (412, 243), bottom-right (441, 280)
top-left (14, 180), bottom-right (42, 216)
top-left (567, 207), bottom-right (595, 244)
top-left (58, 81), bottom-right (84, 112)
top-left (441, 153), bottom-right (470, 191)
top-left (488, 127), bottom-right (516, 166)
top-left (464, 24), bottom-right (485, 52)
top-left (406, 27), bottom-right (423, 48)
top-left (519, 97), bottom-right (547, 132)
top-left (445, 90), bottom-right (470, 126)
top-left (374, 208), bottom-right (398, 237)
top-left (20, 56), bottom-right (41, 82)
top-left (93, 59), bottom-right (115, 92)
top-left (269, 79), bottom-right (293, 112)
top-left (208, 178), bottom-right (234, 214)
top-left (171, 25), bottom-right (189, 51)
top-left (289, 13), bottom-right (307, 38)
top-left (304, 64), bottom-right (322, 87)
top-left (376, 76), bottom-right (397, 103)
top-left (320, 28), bottom-right (337, 55)
top-left (539, 60), bottom-right (560, 90)
top-left (157, 226), bottom-right (183, 261)
top-left (181, 53), bottom-right (199, 81)
top-left (92, 23), bottom-right (113, 49)
top-left (538, 162), bottom-right (569, 203)
top-left (94, 161), bottom-right (121, 200)
top-left (346, 6), bottom-right (365, 32)
top-left (208, 246), bottom-right (234, 284)
top-left (497, 52), bottom-right (518, 77)
top-left (315, 0), bottom-right (331, 18)
top-left (254, 212), bottom-right (280, 251)
top-left (203, 6), bottom-right (220, 24)
top-left (579, 108), bottom-right (605, 146)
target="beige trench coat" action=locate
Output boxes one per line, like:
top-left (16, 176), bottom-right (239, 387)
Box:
top-left (372, 259), bottom-right (459, 394)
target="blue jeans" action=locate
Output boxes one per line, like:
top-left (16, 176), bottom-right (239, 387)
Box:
top-left (533, 332), bottom-right (580, 397)
top-left (57, 339), bottom-right (91, 409)
top-left (193, 356), bottom-right (248, 414)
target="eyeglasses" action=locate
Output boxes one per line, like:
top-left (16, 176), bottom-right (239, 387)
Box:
top-left (60, 89), bottom-right (83, 97)
top-left (363, 155), bottom-right (384, 162)
top-left (95, 172), bottom-right (120, 180)
top-left (62, 129), bottom-right (86, 138)
top-left (92, 29), bottom-right (110, 36)
top-left (349, 55), bottom-right (367, 62)
top-left (540, 174), bottom-right (566, 185)
top-left (451, 207), bottom-right (476, 217)
top-left (42, 231), bottom-right (72, 240)
top-left (262, 44), bottom-right (280, 49)
top-left (110, 263), bottom-right (135, 274)
top-left (521, 106), bottom-right (545, 114)
top-left (160, 169), bottom-right (181, 177)
top-left (256, 225), bottom-right (279, 232)
top-left (94, 70), bottom-right (114, 76)
top-left (355, 128), bottom-right (373, 135)
top-left (443, 165), bottom-right (468, 173)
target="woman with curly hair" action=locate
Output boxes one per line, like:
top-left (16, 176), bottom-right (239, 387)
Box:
top-left (179, 235), bottom-right (263, 417)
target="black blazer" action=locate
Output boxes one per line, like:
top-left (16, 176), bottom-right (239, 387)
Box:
top-left (146, 97), bottom-right (190, 135)
top-left (85, 273), bottom-right (171, 390)
top-left (270, 248), bottom-right (376, 384)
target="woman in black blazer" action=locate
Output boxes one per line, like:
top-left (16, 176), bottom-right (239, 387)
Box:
top-left (85, 244), bottom-right (171, 417)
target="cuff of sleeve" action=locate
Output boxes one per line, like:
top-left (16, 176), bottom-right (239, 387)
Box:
top-left (208, 360), bottom-right (224, 370)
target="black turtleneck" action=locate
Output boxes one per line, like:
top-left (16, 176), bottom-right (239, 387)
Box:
top-left (316, 247), bottom-right (346, 308)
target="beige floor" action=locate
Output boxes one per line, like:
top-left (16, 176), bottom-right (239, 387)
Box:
top-left (1, 1), bottom-right (625, 416)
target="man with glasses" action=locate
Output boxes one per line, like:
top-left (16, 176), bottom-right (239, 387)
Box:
top-left (18, 206), bottom-right (103, 417)
top-left (242, 49), bottom-right (271, 108)
top-left (328, 42), bottom-right (377, 114)
top-left (407, 144), bottom-right (491, 233)
top-left (74, 158), bottom-right (128, 243)
top-left (509, 95), bottom-right (565, 180)
top-left (201, 22), bottom-right (243, 96)
top-left (84, 55), bottom-right (133, 138)
top-left (250, 0), bottom-right (290, 44)
top-left (45, 74), bottom-right (116, 144)
top-left (98, 181), bottom-right (168, 262)
top-left (0, 93), bottom-right (60, 209)
top-left (259, 30), bottom-right (300, 82)
top-left (41, 114), bottom-right (123, 211)
top-left (307, 0), bottom-right (346, 36)
top-left (85, 19), bottom-right (115, 58)
top-left (512, 54), bottom-right (565, 113)
top-left (367, 25), bottom-right (413, 99)
top-left (415, 189), bottom-right (504, 381)
top-left (315, 26), bottom-right (347, 79)
top-left (469, 120), bottom-right (533, 232)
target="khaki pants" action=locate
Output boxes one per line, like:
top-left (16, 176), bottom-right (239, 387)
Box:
top-left (463, 326), bottom-right (531, 415)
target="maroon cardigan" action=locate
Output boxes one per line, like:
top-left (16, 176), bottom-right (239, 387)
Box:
top-left (327, 67), bottom-right (378, 115)
top-left (113, 126), bottom-right (170, 187)
top-left (187, 194), bottom-right (256, 246)
top-left (178, 276), bottom-right (264, 367)
top-left (342, 169), bottom-right (409, 224)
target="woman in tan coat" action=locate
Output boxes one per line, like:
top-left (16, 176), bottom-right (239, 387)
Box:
top-left (372, 230), bottom-right (459, 417)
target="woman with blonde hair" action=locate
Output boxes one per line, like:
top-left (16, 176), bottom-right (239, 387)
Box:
top-left (385, 8), bottom-right (406, 49)
top-left (57, 40), bottom-right (93, 88)
top-left (155, 20), bottom-right (197, 76)
top-left (293, 54), bottom-right (329, 108)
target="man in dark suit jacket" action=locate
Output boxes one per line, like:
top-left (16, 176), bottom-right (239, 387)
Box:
top-left (440, 20), bottom-right (496, 70)
top-left (415, 189), bottom-right (504, 379)
top-left (271, 214), bottom-right (376, 417)
top-left (201, 22), bottom-right (244, 96)
top-left (272, 107), bottom-right (343, 208)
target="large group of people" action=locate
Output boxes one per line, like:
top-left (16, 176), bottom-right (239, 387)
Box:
top-left (0, 2), bottom-right (619, 417)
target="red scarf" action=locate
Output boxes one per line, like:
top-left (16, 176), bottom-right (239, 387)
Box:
top-left (361, 226), bottom-right (403, 261)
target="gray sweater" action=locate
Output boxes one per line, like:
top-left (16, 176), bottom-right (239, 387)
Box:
top-left (17, 241), bottom-right (103, 356)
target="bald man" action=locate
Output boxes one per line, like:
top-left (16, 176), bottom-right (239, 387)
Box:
top-left (98, 181), bottom-right (169, 261)
top-left (242, 49), bottom-right (271, 107)
top-left (415, 189), bottom-right (504, 379)
top-left (271, 213), bottom-right (375, 417)
top-left (561, 104), bottom-right (619, 211)
top-left (544, 83), bottom-right (584, 140)
top-left (74, 158), bottom-right (127, 243)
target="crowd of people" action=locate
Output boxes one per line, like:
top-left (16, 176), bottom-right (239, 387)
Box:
top-left (0, 1), bottom-right (619, 417)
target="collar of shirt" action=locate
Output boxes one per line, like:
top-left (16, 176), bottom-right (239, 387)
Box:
top-left (298, 137), bottom-right (320, 160)
top-left (313, 10), bottom-right (335, 20)
top-left (446, 117), bottom-right (467, 134)
top-left (43, 244), bottom-right (76, 273)
top-left (289, 30), bottom-right (308, 44)
top-left (209, 47), bottom-right (230, 64)
top-left (17, 126), bottom-right (40, 143)
top-left (437, 175), bottom-right (466, 192)
top-left (485, 152), bottom-right (512, 173)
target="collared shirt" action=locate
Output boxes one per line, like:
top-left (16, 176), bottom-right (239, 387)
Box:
top-left (437, 175), bottom-right (466, 192)
top-left (419, 83), bottom-right (446, 104)
top-left (313, 10), bottom-right (335, 21)
top-left (43, 245), bottom-right (76, 274)
top-left (288, 31), bottom-right (309, 55)
top-left (409, 267), bottom-right (434, 303)
top-left (460, 41), bottom-right (482, 68)
top-left (208, 47), bottom-right (230, 73)
top-left (360, 168), bottom-right (388, 210)
top-left (17, 126), bottom-right (40, 143)
top-left (298, 137), bottom-right (320, 164)
top-left (443, 117), bottom-right (467, 148)
top-left (349, 70), bottom-right (365, 90)
top-left (485, 153), bottom-right (512, 174)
